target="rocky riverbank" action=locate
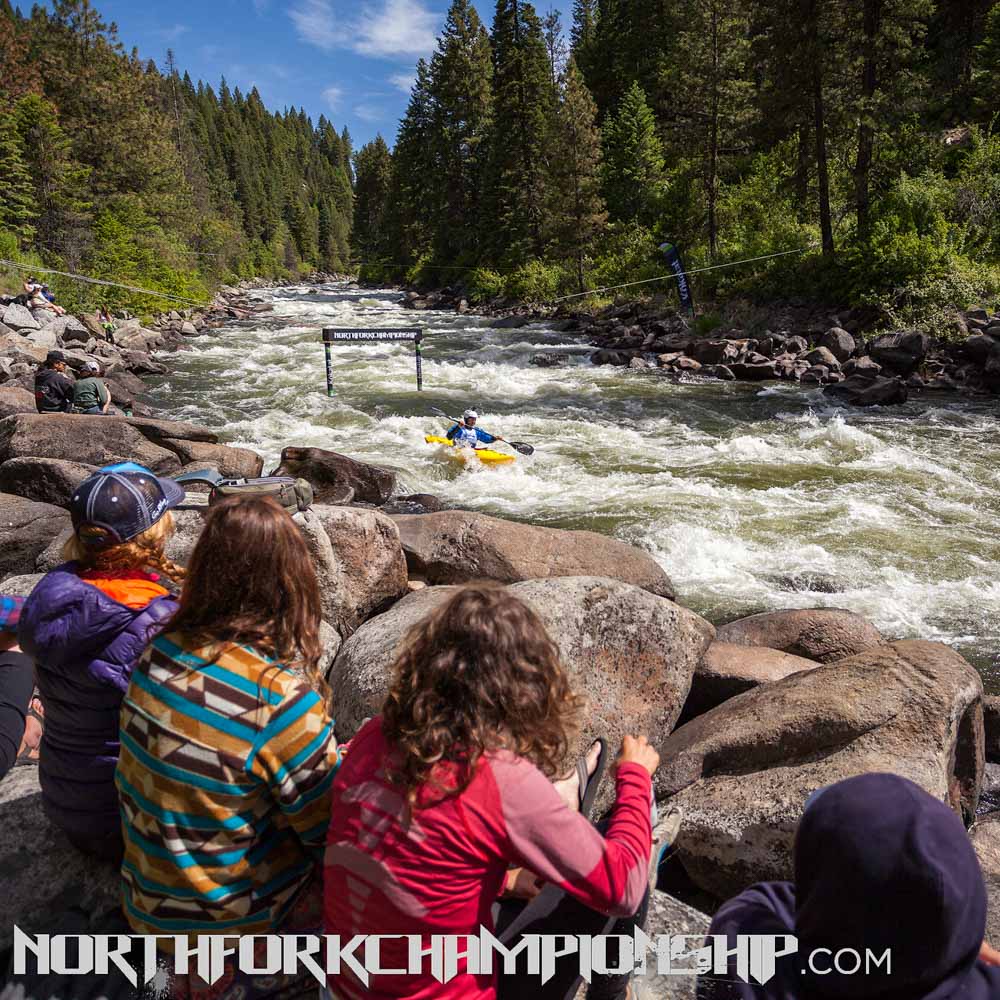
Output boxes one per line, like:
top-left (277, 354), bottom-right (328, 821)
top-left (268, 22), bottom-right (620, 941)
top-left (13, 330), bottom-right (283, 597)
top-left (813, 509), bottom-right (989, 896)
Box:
top-left (2, 416), bottom-right (1000, 996)
top-left (401, 288), bottom-right (1000, 406)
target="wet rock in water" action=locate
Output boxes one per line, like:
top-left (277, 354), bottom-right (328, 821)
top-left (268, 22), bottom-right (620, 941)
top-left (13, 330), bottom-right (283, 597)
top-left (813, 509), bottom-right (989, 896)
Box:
top-left (0, 768), bottom-right (121, 950)
top-left (332, 577), bottom-right (714, 812)
top-left (709, 365), bottom-right (736, 381)
top-left (727, 361), bottom-right (779, 381)
top-left (824, 374), bottom-right (908, 407)
top-left (0, 493), bottom-right (70, 581)
top-left (591, 349), bottom-right (630, 366)
top-left (380, 493), bottom-right (445, 515)
top-left (0, 457), bottom-right (97, 508)
top-left (689, 340), bottom-right (740, 366)
top-left (842, 356), bottom-right (883, 377)
top-left (392, 509), bottom-right (676, 598)
top-left (678, 641), bottom-right (820, 724)
top-left (530, 352), bottom-right (570, 368)
top-left (660, 640), bottom-right (984, 899)
top-left (819, 327), bottom-right (856, 362)
top-left (716, 607), bottom-right (883, 663)
top-left (985, 695), bottom-right (1000, 764)
top-left (273, 445), bottom-right (396, 505)
top-left (295, 505), bottom-right (408, 636)
top-left (493, 315), bottom-right (531, 329)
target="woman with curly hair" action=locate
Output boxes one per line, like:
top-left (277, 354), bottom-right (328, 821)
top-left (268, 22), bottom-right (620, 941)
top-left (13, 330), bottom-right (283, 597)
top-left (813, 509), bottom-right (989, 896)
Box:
top-left (18, 464), bottom-right (186, 860)
top-left (324, 583), bottom-right (660, 1000)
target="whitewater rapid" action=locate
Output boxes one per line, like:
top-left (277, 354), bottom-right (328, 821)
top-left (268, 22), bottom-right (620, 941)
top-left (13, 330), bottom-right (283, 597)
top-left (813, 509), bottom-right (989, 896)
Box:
top-left (146, 283), bottom-right (1000, 688)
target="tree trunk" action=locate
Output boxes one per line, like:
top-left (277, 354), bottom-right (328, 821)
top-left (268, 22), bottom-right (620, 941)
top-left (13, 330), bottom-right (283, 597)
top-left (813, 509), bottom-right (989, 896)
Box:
top-left (707, 3), bottom-right (719, 260)
top-left (854, 0), bottom-right (879, 242)
top-left (813, 63), bottom-right (834, 257)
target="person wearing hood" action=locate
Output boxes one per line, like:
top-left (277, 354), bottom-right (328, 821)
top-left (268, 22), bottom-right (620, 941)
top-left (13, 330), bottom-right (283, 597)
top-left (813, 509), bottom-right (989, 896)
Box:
top-left (697, 772), bottom-right (1000, 1000)
top-left (34, 351), bottom-right (75, 413)
top-left (18, 465), bottom-right (185, 860)
top-left (446, 409), bottom-right (505, 450)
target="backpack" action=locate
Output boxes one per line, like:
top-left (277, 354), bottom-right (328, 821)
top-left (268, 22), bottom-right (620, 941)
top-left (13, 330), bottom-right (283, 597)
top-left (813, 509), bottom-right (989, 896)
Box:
top-left (173, 470), bottom-right (314, 513)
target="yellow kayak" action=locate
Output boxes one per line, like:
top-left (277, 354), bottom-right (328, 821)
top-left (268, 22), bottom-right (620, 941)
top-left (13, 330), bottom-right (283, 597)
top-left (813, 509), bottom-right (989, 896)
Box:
top-left (425, 435), bottom-right (516, 465)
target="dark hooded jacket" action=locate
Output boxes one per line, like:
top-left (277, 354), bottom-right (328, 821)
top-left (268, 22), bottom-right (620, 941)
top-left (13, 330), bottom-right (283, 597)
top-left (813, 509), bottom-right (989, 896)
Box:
top-left (18, 564), bottom-right (178, 837)
top-left (699, 773), bottom-right (1000, 1000)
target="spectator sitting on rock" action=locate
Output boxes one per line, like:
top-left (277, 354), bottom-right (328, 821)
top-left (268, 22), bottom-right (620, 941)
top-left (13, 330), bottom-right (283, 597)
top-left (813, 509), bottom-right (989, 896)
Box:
top-left (697, 772), bottom-right (1000, 1000)
top-left (117, 495), bottom-right (341, 995)
top-left (72, 359), bottom-right (111, 415)
top-left (17, 466), bottom-right (185, 861)
top-left (33, 351), bottom-right (75, 413)
top-left (28, 285), bottom-right (66, 316)
top-left (324, 583), bottom-right (662, 1000)
top-left (0, 595), bottom-right (43, 780)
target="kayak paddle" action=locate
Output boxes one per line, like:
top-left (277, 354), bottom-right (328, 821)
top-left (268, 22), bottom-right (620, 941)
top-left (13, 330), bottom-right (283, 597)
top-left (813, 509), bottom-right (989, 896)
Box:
top-left (429, 407), bottom-right (535, 456)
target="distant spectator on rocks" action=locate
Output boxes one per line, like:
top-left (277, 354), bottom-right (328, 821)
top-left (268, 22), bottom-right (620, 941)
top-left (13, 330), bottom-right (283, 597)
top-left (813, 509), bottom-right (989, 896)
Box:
top-left (72, 359), bottom-right (111, 414)
top-left (697, 772), bottom-right (1000, 1000)
top-left (98, 305), bottom-right (116, 344)
top-left (33, 351), bottom-right (75, 413)
top-left (29, 285), bottom-right (65, 316)
top-left (18, 465), bottom-right (185, 861)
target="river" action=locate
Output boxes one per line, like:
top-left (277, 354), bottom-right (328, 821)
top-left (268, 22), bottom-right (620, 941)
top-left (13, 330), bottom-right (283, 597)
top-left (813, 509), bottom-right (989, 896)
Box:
top-left (146, 282), bottom-right (1000, 690)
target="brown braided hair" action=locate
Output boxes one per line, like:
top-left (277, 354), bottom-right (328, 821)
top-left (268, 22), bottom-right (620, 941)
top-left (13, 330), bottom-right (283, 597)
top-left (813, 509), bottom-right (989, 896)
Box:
top-left (382, 583), bottom-right (584, 809)
top-left (63, 512), bottom-right (185, 585)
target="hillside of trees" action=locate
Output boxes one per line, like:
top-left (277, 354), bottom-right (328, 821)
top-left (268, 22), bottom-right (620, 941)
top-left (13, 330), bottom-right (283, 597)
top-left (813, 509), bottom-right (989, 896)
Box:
top-left (354, 0), bottom-right (1000, 324)
top-left (0, 0), bottom-right (354, 313)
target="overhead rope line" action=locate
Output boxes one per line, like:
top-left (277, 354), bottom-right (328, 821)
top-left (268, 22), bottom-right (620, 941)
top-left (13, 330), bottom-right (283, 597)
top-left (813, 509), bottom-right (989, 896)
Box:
top-left (0, 258), bottom-right (209, 307)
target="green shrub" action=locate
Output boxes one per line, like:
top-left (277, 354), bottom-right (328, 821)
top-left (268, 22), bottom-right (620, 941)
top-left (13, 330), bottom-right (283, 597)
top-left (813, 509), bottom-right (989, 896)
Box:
top-left (466, 268), bottom-right (506, 302)
top-left (505, 260), bottom-right (566, 303)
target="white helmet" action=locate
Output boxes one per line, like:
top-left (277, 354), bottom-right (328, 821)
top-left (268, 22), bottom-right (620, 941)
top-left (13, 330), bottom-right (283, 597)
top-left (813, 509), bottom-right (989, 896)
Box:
top-left (463, 409), bottom-right (478, 420)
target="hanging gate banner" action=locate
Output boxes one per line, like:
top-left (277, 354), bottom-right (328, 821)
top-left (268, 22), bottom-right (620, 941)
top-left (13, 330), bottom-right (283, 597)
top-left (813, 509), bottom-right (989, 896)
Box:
top-left (321, 328), bottom-right (424, 396)
top-left (659, 242), bottom-right (694, 314)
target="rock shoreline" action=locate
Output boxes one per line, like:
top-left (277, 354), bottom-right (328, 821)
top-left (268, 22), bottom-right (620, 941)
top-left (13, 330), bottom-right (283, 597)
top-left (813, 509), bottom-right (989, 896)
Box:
top-left (399, 287), bottom-right (1000, 405)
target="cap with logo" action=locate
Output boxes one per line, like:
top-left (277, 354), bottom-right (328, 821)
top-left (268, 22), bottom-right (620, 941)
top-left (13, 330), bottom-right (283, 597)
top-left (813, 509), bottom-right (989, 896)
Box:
top-left (70, 465), bottom-right (186, 548)
top-left (83, 360), bottom-right (100, 373)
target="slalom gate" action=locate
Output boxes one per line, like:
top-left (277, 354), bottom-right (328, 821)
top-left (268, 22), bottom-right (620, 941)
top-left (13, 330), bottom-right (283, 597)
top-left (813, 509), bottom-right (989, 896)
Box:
top-left (321, 328), bottom-right (424, 397)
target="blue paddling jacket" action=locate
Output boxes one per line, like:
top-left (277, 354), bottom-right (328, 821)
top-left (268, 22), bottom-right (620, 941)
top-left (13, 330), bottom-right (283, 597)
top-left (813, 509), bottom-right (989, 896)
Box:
top-left (446, 423), bottom-right (497, 449)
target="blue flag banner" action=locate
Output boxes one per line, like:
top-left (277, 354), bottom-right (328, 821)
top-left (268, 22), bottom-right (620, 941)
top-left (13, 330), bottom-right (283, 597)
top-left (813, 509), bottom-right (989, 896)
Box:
top-left (659, 242), bottom-right (694, 314)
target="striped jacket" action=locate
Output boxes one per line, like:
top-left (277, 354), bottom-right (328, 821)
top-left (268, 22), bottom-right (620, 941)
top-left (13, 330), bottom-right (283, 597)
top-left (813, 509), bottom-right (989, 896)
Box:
top-left (116, 632), bottom-right (340, 944)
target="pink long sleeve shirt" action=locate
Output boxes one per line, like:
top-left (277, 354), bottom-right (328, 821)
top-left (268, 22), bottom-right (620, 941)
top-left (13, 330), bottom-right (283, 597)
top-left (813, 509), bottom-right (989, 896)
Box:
top-left (323, 718), bottom-right (652, 1000)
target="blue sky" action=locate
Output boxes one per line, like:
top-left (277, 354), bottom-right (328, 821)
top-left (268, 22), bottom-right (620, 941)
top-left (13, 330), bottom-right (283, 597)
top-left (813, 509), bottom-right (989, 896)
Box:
top-left (58, 0), bottom-right (574, 149)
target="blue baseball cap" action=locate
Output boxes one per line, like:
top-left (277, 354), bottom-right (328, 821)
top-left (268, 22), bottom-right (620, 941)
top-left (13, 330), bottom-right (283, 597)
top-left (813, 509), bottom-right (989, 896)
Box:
top-left (70, 465), bottom-right (185, 548)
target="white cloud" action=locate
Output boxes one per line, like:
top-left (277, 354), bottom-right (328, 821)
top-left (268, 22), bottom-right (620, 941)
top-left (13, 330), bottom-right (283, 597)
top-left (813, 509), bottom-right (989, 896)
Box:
top-left (353, 102), bottom-right (384, 122)
top-left (323, 85), bottom-right (344, 110)
top-left (290, 0), bottom-right (438, 59)
top-left (389, 72), bottom-right (415, 94)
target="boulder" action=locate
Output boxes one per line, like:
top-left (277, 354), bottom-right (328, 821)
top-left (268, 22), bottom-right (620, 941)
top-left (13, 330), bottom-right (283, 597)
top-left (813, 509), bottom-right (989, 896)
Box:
top-left (985, 695), bottom-right (1000, 764)
top-left (2, 303), bottom-right (40, 331)
top-left (679, 642), bottom-right (820, 723)
top-left (0, 573), bottom-right (43, 597)
top-left (819, 327), bottom-right (856, 362)
top-left (0, 386), bottom-right (37, 418)
top-left (295, 505), bottom-right (409, 636)
top-left (869, 331), bottom-right (929, 375)
top-left (0, 457), bottom-right (96, 508)
top-left (272, 445), bottom-right (396, 506)
top-left (784, 335), bottom-right (809, 355)
top-left (0, 414), bottom-right (182, 473)
top-left (529, 353), bottom-right (570, 368)
top-left (842, 356), bottom-right (882, 377)
top-left (971, 815), bottom-right (1000, 949)
top-left (591, 349), bottom-right (630, 366)
top-left (641, 890), bottom-right (711, 999)
top-left (659, 640), bottom-right (984, 899)
top-left (716, 608), bottom-right (883, 663)
top-left (23, 327), bottom-right (58, 351)
top-left (46, 315), bottom-right (89, 342)
top-left (962, 334), bottom-right (995, 367)
top-left (727, 362), bottom-right (779, 381)
top-left (392, 510), bottom-right (675, 598)
top-left (0, 768), bottom-right (121, 950)
top-left (0, 493), bottom-right (70, 580)
top-left (689, 340), bottom-right (739, 366)
top-left (801, 346), bottom-right (841, 369)
top-left (331, 577), bottom-right (715, 811)
top-left (161, 439), bottom-right (263, 479)
top-left (0, 331), bottom-right (48, 366)
top-left (493, 315), bottom-right (531, 329)
top-left (824, 374), bottom-right (908, 407)
top-left (123, 416), bottom-right (217, 445)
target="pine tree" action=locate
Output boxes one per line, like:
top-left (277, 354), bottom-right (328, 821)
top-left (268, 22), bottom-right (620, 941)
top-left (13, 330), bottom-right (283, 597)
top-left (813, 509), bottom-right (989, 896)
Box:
top-left (971, 4), bottom-right (1000, 121)
top-left (486, 0), bottom-right (555, 263)
top-left (545, 58), bottom-right (607, 292)
top-left (429, 0), bottom-right (494, 263)
top-left (542, 8), bottom-right (567, 88)
top-left (352, 136), bottom-right (393, 261)
top-left (0, 107), bottom-right (36, 242)
top-left (601, 81), bottom-right (664, 226)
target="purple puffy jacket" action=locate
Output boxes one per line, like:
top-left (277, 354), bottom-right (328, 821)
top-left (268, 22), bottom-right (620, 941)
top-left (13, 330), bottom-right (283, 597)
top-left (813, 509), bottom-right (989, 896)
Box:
top-left (18, 564), bottom-right (179, 838)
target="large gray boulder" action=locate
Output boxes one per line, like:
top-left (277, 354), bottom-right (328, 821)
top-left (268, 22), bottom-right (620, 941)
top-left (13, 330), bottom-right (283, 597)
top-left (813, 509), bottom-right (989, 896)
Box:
top-left (679, 641), bottom-right (819, 723)
top-left (658, 640), bottom-right (984, 899)
top-left (869, 331), bottom-right (929, 375)
top-left (0, 768), bottom-right (120, 949)
top-left (2, 303), bottom-right (40, 331)
top-left (331, 577), bottom-right (714, 807)
top-left (824, 374), bottom-right (908, 407)
top-left (393, 510), bottom-right (675, 599)
top-left (161, 439), bottom-right (263, 479)
top-left (0, 493), bottom-right (70, 581)
top-left (295, 506), bottom-right (408, 636)
top-left (819, 327), bottom-right (856, 363)
top-left (23, 327), bottom-right (58, 351)
top-left (715, 608), bottom-right (883, 664)
top-left (0, 573), bottom-right (43, 597)
top-left (640, 890), bottom-right (712, 999)
top-left (0, 457), bottom-right (96, 508)
top-left (273, 445), bottom-right (396, 505)
top-left (0, 386), bottom-right (37, 418)
top-left (970, 815), bottom-right (1000, 948)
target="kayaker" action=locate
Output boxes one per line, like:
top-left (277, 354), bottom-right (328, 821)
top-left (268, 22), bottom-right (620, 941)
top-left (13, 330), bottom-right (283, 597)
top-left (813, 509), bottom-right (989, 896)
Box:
top-left (446, 408), bottom-right (505, 450)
